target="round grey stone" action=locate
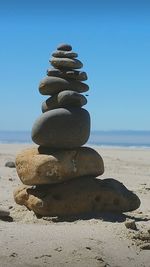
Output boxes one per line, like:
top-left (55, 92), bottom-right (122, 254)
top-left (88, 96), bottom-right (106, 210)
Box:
top-left (57, 44), bottom-right (72, 51)
top-left (39, 76), bottom-right (89, 95)
top-left (47, 68), bottom-right (88, 81)
top-left (32, 108), bottom-right (90, 149)
top-left (42, 90), bottom-right (87, 112)
top-left (52, 50), bottom-right (78, 58)
top-left (50, 57), bottom-right (83, 69)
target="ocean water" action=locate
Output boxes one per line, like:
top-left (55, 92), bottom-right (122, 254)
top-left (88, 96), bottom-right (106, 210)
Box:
top-left (0, 130), bottom-right (150, 148)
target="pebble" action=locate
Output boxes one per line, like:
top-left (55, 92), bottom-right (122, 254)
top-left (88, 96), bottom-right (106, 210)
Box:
top-left (52, 50), bottom-right (78, 58)
top-left (39, 76), bottom-right (89, 95)
top-left (31, 108), bottom-right (90, 149)
top-left (50, 57), bottom-right (83, 69)
top-left (0, 208), bottom-right (10, 217)
top-left (47, 68), bottom-right (88, 81)
top-left (57, 43), bottom-right (72, 51)
top-left (125, 219), bottom-right (137, 230)
top-left (5, 161), bottom-right (16, 168)
top-left (42, 91), bottom-right (87, 112)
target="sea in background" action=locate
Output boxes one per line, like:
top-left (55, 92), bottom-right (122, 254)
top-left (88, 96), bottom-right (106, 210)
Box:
top-left (0, 130), bottom-right (150, 148)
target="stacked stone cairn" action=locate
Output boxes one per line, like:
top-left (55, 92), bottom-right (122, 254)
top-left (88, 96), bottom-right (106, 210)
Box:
top-left (14, 44), bottom-right (140, 217)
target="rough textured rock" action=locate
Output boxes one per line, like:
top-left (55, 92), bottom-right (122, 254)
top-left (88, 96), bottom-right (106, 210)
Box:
top-left (14, 178), bottom-right (141, 217)
top-left (52, 51), bottom-right (78, 58)
top-left (39, 76), bottom-right (89, 95)
top-left (47, 68), bottom-right (88, 81)
top-left (57, 44), bottom-right (72, 51)
top-left (50, 57), bottom-right (83, 69)
top-left (15, 146), bottom-right (104, 185)
top-left (32, 108), bottom-right (90, 148)
top-left (42, 91), bottom-right (87, 112)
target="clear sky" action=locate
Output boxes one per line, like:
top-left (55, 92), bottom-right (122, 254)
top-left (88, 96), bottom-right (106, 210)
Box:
top-left (0, 0), bottom-right (150, 131)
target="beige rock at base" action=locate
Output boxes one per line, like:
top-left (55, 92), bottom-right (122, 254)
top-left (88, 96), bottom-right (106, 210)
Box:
top-left (15, 146), bottom-right (104, 185)
top-left (14, 177), bottom-right (140, 217)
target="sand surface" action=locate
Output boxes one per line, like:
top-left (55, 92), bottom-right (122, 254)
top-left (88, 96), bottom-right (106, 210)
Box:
top-left (0, 144), bottom-right (150, 267)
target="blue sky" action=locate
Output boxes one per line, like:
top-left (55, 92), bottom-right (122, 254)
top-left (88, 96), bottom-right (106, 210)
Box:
top-left (0, 0), bottom-right (150, 131)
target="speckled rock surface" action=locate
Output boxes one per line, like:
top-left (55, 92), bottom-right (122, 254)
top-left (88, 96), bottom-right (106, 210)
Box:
top-left (14, 177), bottom-right (141, 217)
top-left (15, 146), bottom-right (104, 185)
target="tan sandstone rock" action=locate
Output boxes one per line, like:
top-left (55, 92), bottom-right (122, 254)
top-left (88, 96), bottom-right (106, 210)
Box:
top-left (14, 177), bottom-right (140, 217)
top-left (15, 146), bottom-right (104, 185)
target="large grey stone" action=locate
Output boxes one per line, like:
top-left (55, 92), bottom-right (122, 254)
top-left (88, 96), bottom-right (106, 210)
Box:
top-left (14, 178), bottom-right (140, 217)
top-left (15, 146), bottom-right (104, 185)
top-left (52, 50), bottom-right (78, 58)
top-left (42, 90), bottom-right (87, 112)
top-left (57, 44), bottom-right (72, 51)
top-left (50, 57), bottom-right (83, 69)
top-left (32, 108), bottom-right (90, 149)
top-left (47, 68), bottom-right (88, 81)
top-left (39, 76), bottom-right (89, 95)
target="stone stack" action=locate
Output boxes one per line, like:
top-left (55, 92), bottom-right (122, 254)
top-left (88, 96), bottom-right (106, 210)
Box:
top-left (14, 44), bottom-right (140, 217)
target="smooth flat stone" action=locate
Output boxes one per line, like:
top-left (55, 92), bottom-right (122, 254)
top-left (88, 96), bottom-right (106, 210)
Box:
top-left (14, 178), bottom-right (140, 217)
top-left (15, 146), bottom-right (104, 185)
top-left (52, 50), bottom-right (78, 58)
top-left (32, 108), bottom-right (90, 149)
top-left (42, 91), bottom-right (87, 112)
top-left (50, 57), bottom-right (83, 69)
top-left (57, 43), bottom-right (72, 51)
top-left (39, 76), bottom-right (89, 95)
top-left (47, 68), bottom-right (88, 81)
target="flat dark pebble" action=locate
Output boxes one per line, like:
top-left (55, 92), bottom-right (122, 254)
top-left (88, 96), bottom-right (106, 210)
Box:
top-left (57, 43), bottom-right (72, 51)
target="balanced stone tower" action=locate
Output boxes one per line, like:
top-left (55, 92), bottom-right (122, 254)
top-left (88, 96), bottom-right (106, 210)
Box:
top-left (14, 44), bottom-right (140, 217)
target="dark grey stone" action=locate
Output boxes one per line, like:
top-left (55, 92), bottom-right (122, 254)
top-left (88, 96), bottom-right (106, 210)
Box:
top-left (58, 90), bottom-right (87, 107)
top-left (32, 108), bottom-right (90, 149)
top-left (57, 44), bottom-right (72, 51)
top-left (47, 68), bottom-right (88, 81)
top-left (39, 76), bottom-right (89, 95)
top-left (42, 95), bottom-right (58, 112)
top-left (50, 57), bottom-right (83, 69)
top-left (42, 90), bottom-right (87, 112)
top-left (5, 161), bottom-right (15, 168)
top-left (64, 70), bottom-right (88, 81)
top-left (0, 208), bottom-right (10, 217)
top-left (52, 50), bottom-right (78, 58)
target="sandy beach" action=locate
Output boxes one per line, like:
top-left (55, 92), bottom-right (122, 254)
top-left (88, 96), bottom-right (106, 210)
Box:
top-left (0, 143), bottom-right (150, 267)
